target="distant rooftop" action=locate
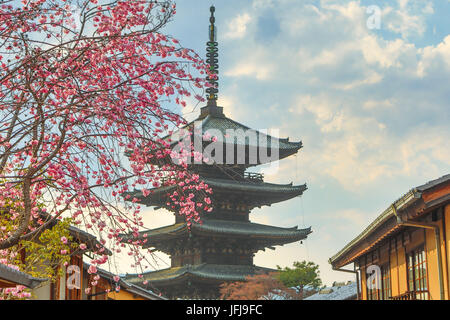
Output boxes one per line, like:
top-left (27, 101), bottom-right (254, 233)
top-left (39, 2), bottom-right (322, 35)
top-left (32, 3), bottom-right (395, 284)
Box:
top-left (304, 281), bottom-right (357, 300)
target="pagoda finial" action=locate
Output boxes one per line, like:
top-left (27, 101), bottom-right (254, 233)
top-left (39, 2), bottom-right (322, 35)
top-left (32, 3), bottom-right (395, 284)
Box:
top-left (206, 5), bottom-right (219, 106)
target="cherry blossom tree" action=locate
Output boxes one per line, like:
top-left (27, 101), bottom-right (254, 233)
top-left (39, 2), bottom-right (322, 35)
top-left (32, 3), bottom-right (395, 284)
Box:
top-left (0, 0), bottom-right (212, 295)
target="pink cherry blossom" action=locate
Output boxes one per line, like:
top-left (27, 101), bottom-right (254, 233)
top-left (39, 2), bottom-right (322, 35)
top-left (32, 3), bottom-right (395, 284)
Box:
top-left (88, 265), bottom-right (97, 275)
top-left (0, 1), bottom-right (213, 296)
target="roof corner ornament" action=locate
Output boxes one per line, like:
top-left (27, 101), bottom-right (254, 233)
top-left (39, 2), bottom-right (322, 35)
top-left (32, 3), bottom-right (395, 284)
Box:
top-left (206, 5), bottom-right (219, 106)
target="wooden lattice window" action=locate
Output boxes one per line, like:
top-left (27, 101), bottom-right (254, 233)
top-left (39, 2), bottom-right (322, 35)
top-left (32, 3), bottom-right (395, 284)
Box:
top-left (407, 245), bottom-right (428, 300)
top-left (381, 264), bottom-right (391, 300)
top-left (366, 268), bottom-right (381, 300)
top-left (65, 254), bottom-right (83, 300)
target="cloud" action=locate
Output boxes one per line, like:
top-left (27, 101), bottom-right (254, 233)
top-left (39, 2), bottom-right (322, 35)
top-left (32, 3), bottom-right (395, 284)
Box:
top-left (224, 13), bottom-right (251, 39)
top-left (220, 0), bottom-right (449, 193)
top-left (136, 0), bottom-right (450, 287)
top-left (382, 0), bottom-right (434, 39)
top-left (224, 60), bottom-right (273, 80)
top-left (363, 99), bottom-right (395, 110)
top-left (223, 43), bottom-right (275, 80)
top-left (417, 35), bottom-right (450, 77)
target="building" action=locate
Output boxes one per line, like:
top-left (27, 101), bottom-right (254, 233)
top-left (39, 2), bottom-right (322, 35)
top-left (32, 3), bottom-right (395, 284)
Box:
top-left (17, 221), bottom-right (164, 300)
top-left (82, 263), bottom-right (165, 300)
top-left (0, 263), bottom-right (46, 291)
top-left (120, 6), bottom-right (310, 299)
top-left (330, 174), bottom-right (450, 300)
top-left (30, 224), bottom-right (112, 300)
top-left (304, 281), bottom-right (357, 300)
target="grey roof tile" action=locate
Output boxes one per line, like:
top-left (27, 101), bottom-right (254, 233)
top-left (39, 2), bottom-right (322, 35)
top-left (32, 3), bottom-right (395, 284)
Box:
top-left (0, 263), bottom-right (47, 289)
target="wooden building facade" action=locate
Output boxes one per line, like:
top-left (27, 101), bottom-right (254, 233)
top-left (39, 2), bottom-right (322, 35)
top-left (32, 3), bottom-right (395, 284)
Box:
top-left (330, 174), bottom-right (450, 300)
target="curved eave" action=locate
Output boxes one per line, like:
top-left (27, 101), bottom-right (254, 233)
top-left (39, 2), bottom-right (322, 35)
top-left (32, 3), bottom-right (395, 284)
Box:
top-left (120, 223), bottom-right (187, 245)
top-left (329, 189), bottom-right (418, 268)
top-left (119, 220), bottom-right (311, 248)
top-left (124, 264), bottom-right (276, 286)
top-left (330, 174), bottom-right (450, 268)
top-left (193, 220), bottom-right (311, 242)
top-left (165, 114), bottom-right (303, 150)
top-left (68, 226), bottom-right (113, 256)
top-left (0, 264), bottom-right (47, 289)
top-left (124, 179), bottom-right (307, 207)
top-left (131, 112), bottom-right (303, 166)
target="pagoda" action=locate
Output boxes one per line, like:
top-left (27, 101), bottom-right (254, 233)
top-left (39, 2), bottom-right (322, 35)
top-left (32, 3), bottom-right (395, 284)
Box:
top-left (120, 6), bottom-right (311, 299)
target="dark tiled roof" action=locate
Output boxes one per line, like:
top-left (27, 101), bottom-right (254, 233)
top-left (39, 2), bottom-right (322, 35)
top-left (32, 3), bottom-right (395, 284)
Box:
top-left (304, 282), bottom-right (357, 300)
top-left (169, 112), bottom-right (302, 151)
top-left (416, 174), bottom-right (450, 192)
top-left (82, 263), bottom-right (166, 300)
top-left (68, 226), bottom-right (112, 256)
top-left (127, 177), bottom-right (306, 206)
top-left (0, 263), bottom-right (47, 289)
top-left (37, 212), bottom-right (112, 256)
top-left (123, 263), bottom-right (276, 284)
top-left (199, 177), bottom-right (307, 193)
top-left (199, 115), bottom-right (302, 150)
top-left (120, 219), bottom-right (311, 245)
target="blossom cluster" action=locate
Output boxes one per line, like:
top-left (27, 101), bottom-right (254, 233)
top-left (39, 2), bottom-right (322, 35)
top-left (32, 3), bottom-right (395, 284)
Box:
top-left (0, 0), bottom-right (214, 298)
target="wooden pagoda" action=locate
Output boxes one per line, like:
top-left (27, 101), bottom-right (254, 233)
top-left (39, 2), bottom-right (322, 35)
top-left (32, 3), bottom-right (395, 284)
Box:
top-left (120, 6), bottom-right (311, 299)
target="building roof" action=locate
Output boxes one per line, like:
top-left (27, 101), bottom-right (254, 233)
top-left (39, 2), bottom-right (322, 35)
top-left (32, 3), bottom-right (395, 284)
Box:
top-left (68, 225), bottom-right (112, 256)
top-left (82, 263), bottom-right (166, 300)
top-left (127, 177), bottom-right (307, 207)
top-left (174, 106), bottom-right (302, 148)
top-left (159, 106), bottom-right (302, 166)
top-left (330, 174), bottom-right (450, 268)
top-left (120, 219), bottom-right (311, 248)
top-left (0, 263), bottom-right (47, 289)
top-left (123, 263), bottom-right (276, 286)
top-left (37, 212), bottom-right (112, 256)
top-left (304, 281), bottom-right (357, 300)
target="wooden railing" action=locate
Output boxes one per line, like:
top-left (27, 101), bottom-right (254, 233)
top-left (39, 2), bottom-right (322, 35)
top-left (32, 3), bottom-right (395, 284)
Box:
top-left (243, 172), bottom-right (264, 182)
top-left (389, 290), bottom-right (429, 300)
top-left (155, 171), bottom-right (264, 185)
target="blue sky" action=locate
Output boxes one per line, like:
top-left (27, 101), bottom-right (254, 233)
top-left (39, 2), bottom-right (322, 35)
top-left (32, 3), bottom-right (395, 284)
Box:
top-left (113, 0), bottom-right (450, 286)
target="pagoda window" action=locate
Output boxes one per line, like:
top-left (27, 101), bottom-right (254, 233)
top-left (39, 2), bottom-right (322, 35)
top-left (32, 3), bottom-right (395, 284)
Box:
top-left (406, 245), bottom-right (429, 300)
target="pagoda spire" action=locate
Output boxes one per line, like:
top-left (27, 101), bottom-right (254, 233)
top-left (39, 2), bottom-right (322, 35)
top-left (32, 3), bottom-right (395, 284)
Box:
top-left (206, 5), bottom-right (219, 107)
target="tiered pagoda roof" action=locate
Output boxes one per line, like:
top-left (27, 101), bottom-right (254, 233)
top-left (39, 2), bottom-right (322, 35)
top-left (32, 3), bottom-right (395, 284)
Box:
top-left (121, 219), bottom-right (311, 249)
top-left (120, 6), bottom-right (310, 299)
top-left (128, 177), bottom-right (307, 208)
top-left (165, 104), bottom-right (303, 166)
top-left (123, 264), bottom-right (276, 287)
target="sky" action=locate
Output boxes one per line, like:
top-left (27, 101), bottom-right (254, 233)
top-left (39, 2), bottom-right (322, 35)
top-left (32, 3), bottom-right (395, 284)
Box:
top-left (110, 0), bottom-right (450, 287)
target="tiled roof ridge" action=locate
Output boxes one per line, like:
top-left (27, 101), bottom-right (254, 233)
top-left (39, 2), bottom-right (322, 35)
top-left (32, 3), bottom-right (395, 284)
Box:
top-left (0, 263), bottom-right (47, 289)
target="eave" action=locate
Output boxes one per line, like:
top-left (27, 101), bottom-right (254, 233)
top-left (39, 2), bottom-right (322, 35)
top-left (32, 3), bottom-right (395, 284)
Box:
top-left (120, 219), bottom-right (312, 248)
top-left (82, 263), bottom-right (166, 300)
top-left (123, 263), bottom-right (276, 287)
top-left (0, 263), bottom-right (47, 289)
top-left (125, 177), bottom-right (307, 207)
top-left (330, 174), bottom-right (450, 269)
